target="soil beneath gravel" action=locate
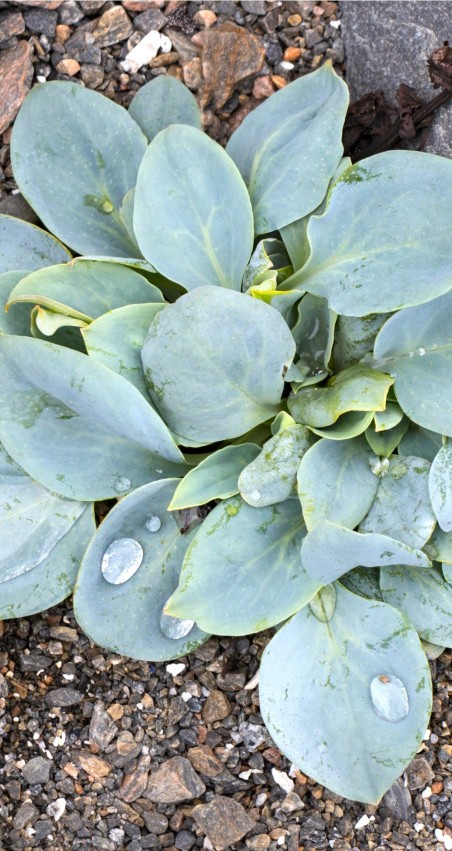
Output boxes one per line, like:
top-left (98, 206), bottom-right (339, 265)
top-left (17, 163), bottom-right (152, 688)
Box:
top-left (0, 2), bottom-right (451, 851)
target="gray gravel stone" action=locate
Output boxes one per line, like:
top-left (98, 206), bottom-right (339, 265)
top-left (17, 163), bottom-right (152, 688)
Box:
top-left (341, 0), bottom-right (452, 157)
top-left (13, 800), bottom-right (39, 830)
top-left (22, 756), bottom-right (52, 785)
top-left (89, 700), bottom-right (117, 750)
top-left (44, 687), bottom-right (83, 707)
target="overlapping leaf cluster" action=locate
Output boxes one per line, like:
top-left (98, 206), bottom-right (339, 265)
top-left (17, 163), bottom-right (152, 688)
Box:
top-left (0, 65), bottom-right (451, 804)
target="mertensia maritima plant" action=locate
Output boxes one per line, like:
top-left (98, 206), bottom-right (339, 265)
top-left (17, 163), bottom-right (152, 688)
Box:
top-left (0, 63), bottom-right (451, 803)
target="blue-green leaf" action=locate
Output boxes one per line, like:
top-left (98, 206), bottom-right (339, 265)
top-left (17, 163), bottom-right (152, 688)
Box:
top-left (260, 584), bottom-right (432, 803)
top-left (238, 425), bottom-right (312, 507)
top-left (11, 82), bottom-right (147, 256)
top-left (129, 76), bottom-right (201, 142)
top-left (166, 496), bottom-right (320, 635)
top-left (373, 291), bottom-right (452, 437)
top-left (0, 214), bottom-right (71, 275)
top-left (226, 62), bottom-right (348, 234)
top-left (141, 287), bottom-right (295, 445)
top-left (134, 125), bottom-right (253, 291)
top-left (380, 564), bottom-right (452, 645)
top-left (301, 520), bottom-right (430, 584)
top-left (74, 479), bottom-right (208, 661)
top-left (297, 436), bottom-right (379, 530)
top-left (429, 444), bottom-right (452, 532)
top-left (169, 444), bottom-right (260, 510)
top-left (287, 151), bottom-right (452, 315)
top-left (0, 336), bottom-right (185, 501)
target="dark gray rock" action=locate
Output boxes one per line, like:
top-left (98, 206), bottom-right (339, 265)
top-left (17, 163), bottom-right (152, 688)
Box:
top-left (192, 795), bottom-right (255, 850)
top-left (44, 687), bottom-right (83, 707)
top-left (341, 1), bottom-right (452, 157)
top-left (22, 756), bottom-right (52, 785)
top-left (0, 672), bottom-right (8, 697)
top-left (89, 701), bottom-right (117, 751)
top-left (381, 777), bottom-right (413, 821)
top-left (406, 755), bottom-right (435, 790)
top-left (23, 8), bottom-right (57, 37)
top-left (13, 801), bottom-right (39, 830)
top-left (133, 9), bottom-right (167, 33)
top-left (19, 651), bottom-right (52, 671)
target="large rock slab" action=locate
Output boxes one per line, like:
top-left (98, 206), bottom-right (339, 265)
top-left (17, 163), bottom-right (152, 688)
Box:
top-left (341, 1), bottom-right (452, 157)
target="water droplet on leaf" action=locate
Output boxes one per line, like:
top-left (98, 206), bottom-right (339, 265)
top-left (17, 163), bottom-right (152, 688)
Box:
top-left (318, 741), bottom-right (328, 754)
top-left (115, 477), bottom-right (131, 494)
top-left (101, 538), bottom-right (143, 585)
top-left (309, 585), bottom-right (336, 622)
top-left (160, 611), bottom-right (194, 640)
top-left (146, 514), bottom-right (161, 533)
top-left (369, 456), bottom-right (389, 477)
top-left (370, 674), bottom-right (409, 722)
top-left (248, 488), bottom-right (261, 502)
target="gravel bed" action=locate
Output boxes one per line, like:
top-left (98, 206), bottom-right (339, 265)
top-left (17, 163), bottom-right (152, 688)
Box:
top-left (0, 2), bottom-right (451, 850)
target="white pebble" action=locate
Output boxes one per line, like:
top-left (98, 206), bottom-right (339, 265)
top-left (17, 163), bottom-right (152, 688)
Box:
top-left (166, 662), bottom-right (185, 677)
top-left (436, 828), bottom-right (452, 850)
top-left (47, 798), bottom-right (66, 822)
top-left (125, 30), bottom-right (161, 73)
top-left (355, 814), bottom-right (371, 830)
top-left (271, 767), bottom-right (294, 794)
top-left (414, 822), bottom-right (425, 832)
top-left (422, 785), bottom-right (432, 798)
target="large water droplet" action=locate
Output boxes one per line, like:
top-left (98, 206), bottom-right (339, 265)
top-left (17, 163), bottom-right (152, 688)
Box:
top-left (160, 611), bottom-right (194, 640)
top-left (146, 514), bottom-right (161, 533)
top-left (369, 456), bottom-right (389, 478)
top-left (309, 585), bottom-right (336, 623)
top-left (115, 477), bottom-right (131, 494)
top-left (101, 538), bottom-right (143, 585)
top-left (370, 674), bottom-right (409, 722)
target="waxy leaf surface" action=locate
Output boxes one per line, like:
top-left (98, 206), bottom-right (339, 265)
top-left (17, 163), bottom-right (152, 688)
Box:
top-left (141, 287), bottom-right (295, 444)
top-left (134, 126), bottom-right (253, 291)
top-left (429, 444), bottom-right (452, 532)
top-left (239, 425), bottom-right (312, 507)
top-left (0, 336), bottom-right (184, 501)
top-left (380, 565), bottom-right (452, 646)
top-left (288, 365), bottom-right (392, 428)
top-left (83, 303), bottom-right (165, 397)
top-left (166, 496), bottom-right (320, 635)
top-left (259, 584), bottom-right (432, 803)
top-left (129, 76), bottom-right (201, 141)
top-left (297, 437), bottom-right (379, 530)
top-left (373, 291), bottom-right (452, 436)
top-left (227, 63), bottom-right (348, 234)
top-left (169, 444), bottom-right (260, 510)
top-left (0, 214), bottom-right (71, 275)
top-left (74, 480), bottom-right (208, 661)
top-left (301, 521), bottom-right (430, 584)
top-left (288, 151), bottom-right (452, 315)
top-left (11, 82), bottom-right (147, 256)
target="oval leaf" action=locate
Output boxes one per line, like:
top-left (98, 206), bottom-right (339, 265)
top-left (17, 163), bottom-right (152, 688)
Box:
top-left (0, 271), bottom-right (32, 335)
top-left (166, 496), bottom-right (320, 635)
top-left (373, 291), bottom-right (452, 437)
top-left (297, 436), bottom-right (379, 531)
top-left (259, 584), bottom-right (432, 803)
top-left (290, 151), bottom-right (452, 315)
top-left (74, 479), bottom-right (208, 661)
top-left (226, 62), bottom-right (348, 234)
top-left (129, 76), bottom-right (201, 142)
top-left (141, 287), bottom-right (295, 445)
top-left (11, 82), bottom-right (147, 256)
top-left (239, 425), bottom-right (312, 507)
top-left (169, 444), bottom-right (260, 510)
top-left (134, 125), bottom-right (253, 291)
top-left (0, 336), bottom-right (184, 501)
